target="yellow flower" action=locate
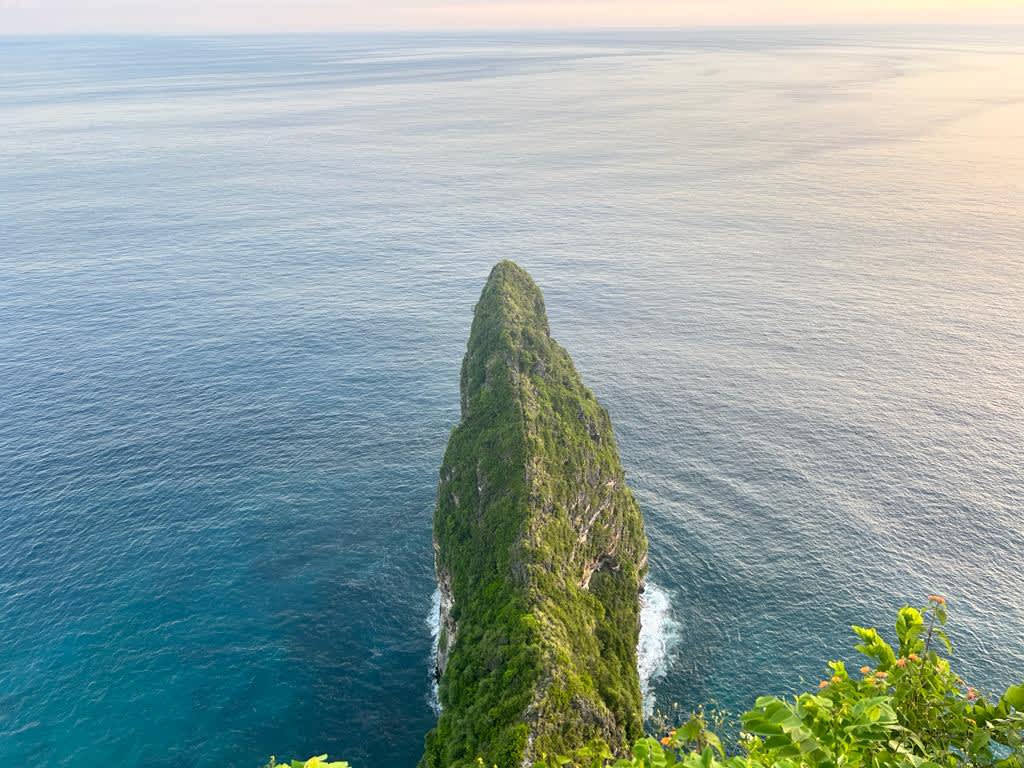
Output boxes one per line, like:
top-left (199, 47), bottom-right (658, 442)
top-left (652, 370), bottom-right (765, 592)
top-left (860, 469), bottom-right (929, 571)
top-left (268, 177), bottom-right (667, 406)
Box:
top-left (661, 736), bottom-right (672, 746)
top-left (909, 653), bottom-right (920, 661)
top-left (860, 666), bottom-right (872, 675)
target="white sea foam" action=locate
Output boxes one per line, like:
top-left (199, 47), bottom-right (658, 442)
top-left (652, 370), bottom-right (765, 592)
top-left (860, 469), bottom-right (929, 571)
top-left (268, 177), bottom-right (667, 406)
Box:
top-left (638, 581), bottom-right (681, 716)
top-left (428, 582), bottom-right (677, 717)
top-left (427, 587), bottom-right (442, 713)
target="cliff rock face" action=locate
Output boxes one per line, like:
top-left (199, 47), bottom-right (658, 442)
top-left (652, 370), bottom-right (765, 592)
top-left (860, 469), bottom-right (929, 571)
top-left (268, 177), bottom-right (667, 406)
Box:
top-left (422, 261), bottom-right (648, 768)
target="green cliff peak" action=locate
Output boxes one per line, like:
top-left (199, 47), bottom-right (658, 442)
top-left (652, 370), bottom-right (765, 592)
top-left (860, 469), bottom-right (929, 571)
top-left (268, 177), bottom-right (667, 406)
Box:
top-left (423, 260), bottom-right (648, 768)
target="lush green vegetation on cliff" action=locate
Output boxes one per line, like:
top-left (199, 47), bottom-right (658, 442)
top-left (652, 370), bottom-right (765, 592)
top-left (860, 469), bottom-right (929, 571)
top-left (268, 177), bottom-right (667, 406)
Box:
top-left (273, 599), bottom-right (1024, 768)
top-left (422, 261), bottom-right (649, 767)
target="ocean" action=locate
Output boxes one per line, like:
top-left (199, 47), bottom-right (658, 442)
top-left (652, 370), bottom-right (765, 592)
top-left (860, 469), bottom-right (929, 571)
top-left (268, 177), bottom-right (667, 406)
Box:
top-left (1, 28), bottom-right (1022, 768)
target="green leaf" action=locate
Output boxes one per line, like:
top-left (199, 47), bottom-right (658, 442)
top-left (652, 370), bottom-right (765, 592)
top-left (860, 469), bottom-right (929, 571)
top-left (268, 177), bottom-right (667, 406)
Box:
top-left (933, 628), bottom-right (953, 654)
top-left (852, 625), bottom-right (897, 669)
top-left (828, 660), bottom-right (849, 680)
top-left (678, 715), bottom-right (703, 742)
top-left (970, 729), bottom-right (991, 754)
top-left (895, 607), bottom-right (925, 655)
top-left (1002, 684), bottom-right (1024, 710)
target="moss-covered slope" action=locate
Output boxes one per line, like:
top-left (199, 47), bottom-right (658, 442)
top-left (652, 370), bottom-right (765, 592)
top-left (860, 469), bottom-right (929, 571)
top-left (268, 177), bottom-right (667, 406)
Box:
top-left (422, 261), bottom-right (648, 768)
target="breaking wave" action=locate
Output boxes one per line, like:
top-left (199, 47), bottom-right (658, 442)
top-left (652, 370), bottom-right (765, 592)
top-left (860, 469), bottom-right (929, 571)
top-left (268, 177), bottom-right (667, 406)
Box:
top-left (427, 581), bottom-right (679, 717)
top-left (427, 587), bottom-right (442, 713)
top-left (638, 581), bottom-right (681, 716)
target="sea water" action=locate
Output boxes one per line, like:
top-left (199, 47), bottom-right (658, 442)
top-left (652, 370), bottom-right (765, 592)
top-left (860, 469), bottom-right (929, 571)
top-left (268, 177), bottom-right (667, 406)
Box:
top-left (1, 28), bottom-right (1022, 768)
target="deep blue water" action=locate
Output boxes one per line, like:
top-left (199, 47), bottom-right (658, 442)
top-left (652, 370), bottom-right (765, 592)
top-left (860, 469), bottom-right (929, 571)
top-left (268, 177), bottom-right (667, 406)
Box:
top-left (2, 29), bottom-right (1023, 768)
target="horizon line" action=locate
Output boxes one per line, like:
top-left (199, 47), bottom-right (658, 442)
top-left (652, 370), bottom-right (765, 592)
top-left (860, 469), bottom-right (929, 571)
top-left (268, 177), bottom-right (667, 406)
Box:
top-left (4, 21), bottom-right (1024, 38)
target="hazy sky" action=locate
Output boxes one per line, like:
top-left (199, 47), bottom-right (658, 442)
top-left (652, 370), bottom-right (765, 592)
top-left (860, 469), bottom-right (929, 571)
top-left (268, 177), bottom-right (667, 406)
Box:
top-left (4, 0), bottom-right (1024, 34)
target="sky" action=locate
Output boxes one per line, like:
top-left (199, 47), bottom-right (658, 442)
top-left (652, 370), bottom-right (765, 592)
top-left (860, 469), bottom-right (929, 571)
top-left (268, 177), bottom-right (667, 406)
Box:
top-left (3, 0), bottom-right (1024, 34)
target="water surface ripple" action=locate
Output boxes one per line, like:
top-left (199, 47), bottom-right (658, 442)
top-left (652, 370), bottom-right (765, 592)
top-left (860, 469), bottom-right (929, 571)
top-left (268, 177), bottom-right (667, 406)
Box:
top-left (1, 29), bottom-right (1022, 768)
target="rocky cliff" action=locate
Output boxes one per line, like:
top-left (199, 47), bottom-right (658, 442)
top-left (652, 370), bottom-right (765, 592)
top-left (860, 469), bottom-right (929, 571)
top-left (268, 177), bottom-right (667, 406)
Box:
top-left (422, 261), bottom-right (648, 768)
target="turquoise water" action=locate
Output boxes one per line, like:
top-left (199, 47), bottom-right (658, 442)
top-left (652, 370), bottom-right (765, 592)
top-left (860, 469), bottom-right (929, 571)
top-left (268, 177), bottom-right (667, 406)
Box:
top-left (1, 29), bottom-right (1022, 768)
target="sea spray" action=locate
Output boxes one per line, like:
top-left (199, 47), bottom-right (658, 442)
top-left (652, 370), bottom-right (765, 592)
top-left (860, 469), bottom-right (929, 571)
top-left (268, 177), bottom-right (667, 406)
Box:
top-left (429, 581), bottom-right (678, 717)
top-left (638, 582), bottom-right (681, 716)
top-left (426, 587), bottom-right (442, 714)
